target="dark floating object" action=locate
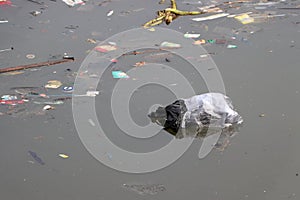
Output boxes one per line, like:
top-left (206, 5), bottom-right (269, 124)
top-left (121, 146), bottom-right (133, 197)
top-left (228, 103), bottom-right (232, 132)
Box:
top-left (28, 151), bottom-right (45, 165)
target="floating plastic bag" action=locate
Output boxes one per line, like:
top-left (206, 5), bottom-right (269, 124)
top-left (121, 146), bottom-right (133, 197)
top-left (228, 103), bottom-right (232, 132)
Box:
top-left (148, 93), bottom-right (243, 137)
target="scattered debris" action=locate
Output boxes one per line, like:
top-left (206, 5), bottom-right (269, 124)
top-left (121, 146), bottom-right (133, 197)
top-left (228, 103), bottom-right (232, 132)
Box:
top-left (45, 80), bottom-right (62, 89)
top-left (107, 10), bottom-right (114, 17)
top-left (86, 38), bottom-right (97, 44)
top-left (58, 153), bottom-right (69, 159)
top-left (94, 45), bottom-right (117, 52)
top-left (160, 41), bottom-right (181, 48)
top-left (62, 86), bottom-right (74, 92)
top-left (43, 105), bottom-right (55, 110)
top-left (133, 61), bottom-right (146, 67)
top-left (62, 0), bottom-right (84, 7)
top-left (0, 19), bottom-right (8, 23)
top-left (227, 44), bottom-right (237, 49)
top-left (192, 13), bottom-right (229, 22)
top-left (84, 91), bottom-right (100, 97)
top-left (0, 47), bottom-right (13, 53)
top-left (235, 14), bottom-right (254, 24)
top-left (0, 0), bottom-right (12, 6)
top-left (1, 95), bottom-right (17, 101)
top-left (26, 54), bottom-right (36, 59)
top-left (0, 57), bottom-right (74, 74)
top-left (184, 33), bottom-right (201, 38)
top-left (28, 151), bottom-right (45, 165)
top-left (112, 71), bottom-right (129, 79)
top-left (30, 11), bottom-right (42, 16)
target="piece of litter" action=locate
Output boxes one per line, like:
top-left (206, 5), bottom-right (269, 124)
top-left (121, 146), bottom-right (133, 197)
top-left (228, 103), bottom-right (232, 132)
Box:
top-left (0, 99), bottom-right (25, 105)
top-left (107, 10), bottom-right (114, 17)
top-left (26, 54), bottom-right (35, 59)
top-left (193, 39), bottom-right (206, 45)
top-left (184, 33), bottom-right (201, 39)
top-left (86, 38), bottom-right (97, 44)
top-left (234, 14), bottom-right (254, 24)
top-left (62, 86), bottom-right (74, 92)
top-left (45, 80), bottom-right (62, 89)
top-left (160, 41), bottom-right (181, 48)
top-left (30, 11), bottom-right (42, 16)
top-left (1, 95), bottom-right (17, 101)
top-left (133, 61), bottom-right (146, 67)
top-left (227, 44), bottom-right (237, 49)
top-left (58, 154), bottom-right (69, 159)
top-left (0, 20), bottom-right (8, 23)
top-left (28, 151), bottom-right (45, 165)
top-left (192, 13), bottom-right (229, 22)
top-left (112, 71), bottom-right (129, 79)
top-left (62, 0), bottom-right (84, 7)
top-left (259, 113), bottom-right (265, 117)
top-left (0, 47), bottom-right (13, 53)
top-left (110, 58), bottom-right (118, 63)
top-left (85, 91), bottom-right (100, 97)
top-left (94, 45), bottom-right (117, 53)
top-left (43, 105), bottom-right (55, 110)
top-left (0, 0), bottom-right (11, 6)
top-left (34, 100), bottom-right (64, 105)
top-left (108, 41), bottom-right (117, 46)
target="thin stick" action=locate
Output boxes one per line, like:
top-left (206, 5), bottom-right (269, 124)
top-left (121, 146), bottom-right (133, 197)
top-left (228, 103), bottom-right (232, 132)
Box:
top-left (0, 57), bottom-right (74, 74)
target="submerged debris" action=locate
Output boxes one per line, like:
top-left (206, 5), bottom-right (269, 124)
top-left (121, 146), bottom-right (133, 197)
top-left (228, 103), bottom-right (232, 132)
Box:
top-left (122, 183), bottom-right (166, 195)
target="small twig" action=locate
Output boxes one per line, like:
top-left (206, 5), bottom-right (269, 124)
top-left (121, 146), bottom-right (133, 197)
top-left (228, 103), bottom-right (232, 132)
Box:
top-left (0, 57), bottom-right (74, 74)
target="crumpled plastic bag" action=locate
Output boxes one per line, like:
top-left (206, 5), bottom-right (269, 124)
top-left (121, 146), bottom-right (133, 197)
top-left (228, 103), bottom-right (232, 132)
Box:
top-left (148, 93), bottom-right (243, 139)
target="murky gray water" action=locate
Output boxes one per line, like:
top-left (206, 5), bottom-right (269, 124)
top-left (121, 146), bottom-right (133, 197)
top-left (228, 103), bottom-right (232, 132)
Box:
top-left (1, 0), bottom-right (300, 199)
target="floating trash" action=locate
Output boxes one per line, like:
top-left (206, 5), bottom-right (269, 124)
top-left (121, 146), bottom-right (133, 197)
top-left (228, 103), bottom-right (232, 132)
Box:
top-left (62, 86), bottom-right (74, 93)
top-left (43, 105), bottom-right (55, 110)
top-left (184, 33), bottom-right (201, 39)
top-left (227, 44), bottom-right (237, 49)
top-left (86, 38), bottom-right (97, 44)
top-left (234, 14), bottom-right (254, 24)
top-left (28, 151), bottom-right (45, 165)
top-left (112, 71), bottom-right (129, 79)
top-left (160, 41), bottom-right (181, 48)
top-left (1, 95), bottom-right (17, 101)
top-left (26, 54), bottom-right (36, 59)
top-left (58, 153), bottom-right (69, 159)
top-left (193, 39), bottom-right (206, 45)
top-left (45, 80), bottom-right (62, 89)
top-left (122, 183), bottom-right (166, 195)
top-left (207, 39), bottom-right (216, 44)
top-left (192, 13), bottom-right (229, 22)
top-left (0, 0), bottom-right (12, 6)
top-left (29, 11), bottom-right (42, 16)
top-left (133, 61), bottom-right (146, 67)
top-left (0, 99), bottom-right (25, 105)
top-left (85, 91), bottom-right (100, 97)
top-left (94, 45), bottom-right (117, 53)
top-left (62, 0), bottom-right (84, 7)
top-left (107, 10), bottom-right (114, 17)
